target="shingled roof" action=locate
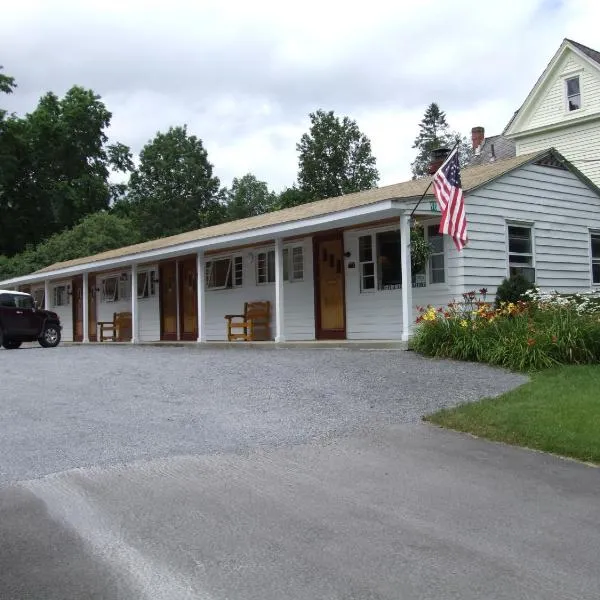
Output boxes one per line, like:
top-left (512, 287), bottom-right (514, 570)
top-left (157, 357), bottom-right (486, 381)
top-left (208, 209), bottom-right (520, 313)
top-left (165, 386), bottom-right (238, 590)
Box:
top-left (34, 151), bottom-right (548, 275)
top-left (567, 39), bottom-right (600, 66)
top-left (469, 134), bottom-right (516, 167)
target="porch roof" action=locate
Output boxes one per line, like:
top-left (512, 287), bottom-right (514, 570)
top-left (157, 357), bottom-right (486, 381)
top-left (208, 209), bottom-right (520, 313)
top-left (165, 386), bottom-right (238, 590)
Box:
top-left (3, 150), bottom-right (546, 286)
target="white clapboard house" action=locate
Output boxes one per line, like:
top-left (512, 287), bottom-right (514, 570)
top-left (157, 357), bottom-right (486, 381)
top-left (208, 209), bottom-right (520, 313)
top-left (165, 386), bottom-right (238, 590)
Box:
top-left (1, 148), bottom-right (599, 343)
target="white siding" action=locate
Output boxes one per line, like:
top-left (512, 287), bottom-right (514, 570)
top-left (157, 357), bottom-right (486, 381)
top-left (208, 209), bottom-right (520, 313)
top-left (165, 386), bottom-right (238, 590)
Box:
top-left (516, 120), bottom-right (600, 187)
top-left (49, 279), bottom-right (73, 341)
top-left (463, 163), bottom-right (600, 294)
top-left (526, 51), bottom-right (600, 130)
top-left (204, 239), bottom-right (315, 341)
top-left (95, 266), bottom-right (160, 342)
top-left (343, 222), bottom-right (462, 340)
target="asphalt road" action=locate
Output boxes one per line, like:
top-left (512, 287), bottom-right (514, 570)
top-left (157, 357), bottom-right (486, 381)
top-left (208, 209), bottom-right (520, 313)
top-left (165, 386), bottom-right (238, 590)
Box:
top-left (1, 345), bottom-right (598, 599)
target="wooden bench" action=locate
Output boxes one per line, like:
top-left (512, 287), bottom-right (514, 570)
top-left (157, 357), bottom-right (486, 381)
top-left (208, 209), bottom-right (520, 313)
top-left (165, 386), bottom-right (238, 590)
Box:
top-left (98, 312), bottom-right (132, 342)
top-left (225, 301), bottom-right (271, 341)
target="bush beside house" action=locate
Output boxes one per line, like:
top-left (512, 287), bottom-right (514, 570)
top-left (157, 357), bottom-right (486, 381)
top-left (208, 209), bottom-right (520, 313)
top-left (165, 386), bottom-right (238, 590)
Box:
top-left (411, 285), bottom-right (600, 372)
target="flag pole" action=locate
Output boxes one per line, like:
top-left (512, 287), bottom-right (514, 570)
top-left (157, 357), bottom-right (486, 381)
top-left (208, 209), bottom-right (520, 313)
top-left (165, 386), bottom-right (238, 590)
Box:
top-left (409, 139), bottom-right (461, 220)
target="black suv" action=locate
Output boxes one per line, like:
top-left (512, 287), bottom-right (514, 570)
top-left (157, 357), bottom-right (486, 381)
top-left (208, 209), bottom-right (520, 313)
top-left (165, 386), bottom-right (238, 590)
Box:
top-left (0, 290), bottom-right (62, 349)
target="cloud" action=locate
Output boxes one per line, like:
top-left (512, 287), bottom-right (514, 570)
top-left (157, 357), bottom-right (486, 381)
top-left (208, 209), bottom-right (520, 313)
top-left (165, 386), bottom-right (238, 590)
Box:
top-left (1, 0), bottom-right (599, 190)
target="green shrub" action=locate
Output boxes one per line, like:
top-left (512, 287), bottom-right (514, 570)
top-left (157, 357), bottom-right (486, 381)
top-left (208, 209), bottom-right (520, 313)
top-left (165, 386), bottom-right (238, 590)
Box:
top-left (411, 298), bottom-right (600, 372)
top-left (495, 274), bottom-right (535, 306)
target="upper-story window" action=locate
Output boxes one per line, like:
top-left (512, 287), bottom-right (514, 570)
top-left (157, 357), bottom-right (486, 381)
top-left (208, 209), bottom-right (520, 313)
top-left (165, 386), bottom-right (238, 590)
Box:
top-left (566, 76), bottom-right (581, 111)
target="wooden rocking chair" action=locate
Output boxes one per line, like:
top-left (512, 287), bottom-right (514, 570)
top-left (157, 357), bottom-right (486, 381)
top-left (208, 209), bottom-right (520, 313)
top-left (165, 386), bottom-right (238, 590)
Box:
top-left (224, 301), bottom-right (271, 341)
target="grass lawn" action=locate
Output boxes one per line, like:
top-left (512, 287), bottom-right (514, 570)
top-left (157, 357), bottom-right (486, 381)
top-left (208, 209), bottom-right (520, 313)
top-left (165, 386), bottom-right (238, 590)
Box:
top-left (425, 365), bottom-right (600, 464)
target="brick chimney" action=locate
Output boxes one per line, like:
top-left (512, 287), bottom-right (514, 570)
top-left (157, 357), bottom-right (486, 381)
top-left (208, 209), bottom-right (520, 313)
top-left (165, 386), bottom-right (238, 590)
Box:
top-left (471, 126), bottom-right (484, 153)
top-left (428, 147), bottom-right (451, 174)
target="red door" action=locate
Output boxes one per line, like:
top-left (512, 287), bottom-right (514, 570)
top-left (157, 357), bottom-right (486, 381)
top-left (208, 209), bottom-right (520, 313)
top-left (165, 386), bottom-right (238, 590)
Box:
top-left (178, 257), bottom-right (198, 341)
top-left (72, 276), bottom-right (84, 342)
top-left (159, 261), bottom-right (178, 341)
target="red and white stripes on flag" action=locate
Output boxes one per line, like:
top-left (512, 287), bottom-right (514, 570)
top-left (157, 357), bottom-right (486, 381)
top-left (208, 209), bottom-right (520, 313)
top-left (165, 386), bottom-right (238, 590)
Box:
top-left (432, 147), bottom-right (468, 251)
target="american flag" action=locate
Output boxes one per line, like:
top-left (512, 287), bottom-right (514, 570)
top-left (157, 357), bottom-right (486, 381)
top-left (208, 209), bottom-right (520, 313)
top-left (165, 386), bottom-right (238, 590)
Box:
top-left (432, 147), bottom-right (468, 251)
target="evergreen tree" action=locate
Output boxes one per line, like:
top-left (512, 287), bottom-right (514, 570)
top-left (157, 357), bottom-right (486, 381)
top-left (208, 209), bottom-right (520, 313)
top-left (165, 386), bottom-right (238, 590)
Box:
top-left (411, 102), bottom-right (472, 178)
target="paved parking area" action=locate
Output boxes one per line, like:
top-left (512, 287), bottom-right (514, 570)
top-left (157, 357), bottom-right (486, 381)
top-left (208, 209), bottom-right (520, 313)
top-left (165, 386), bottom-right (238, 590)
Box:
top-left (2, 346), bottom-right (599, 599)
top-left (0, 345), bottom-right (526, 483)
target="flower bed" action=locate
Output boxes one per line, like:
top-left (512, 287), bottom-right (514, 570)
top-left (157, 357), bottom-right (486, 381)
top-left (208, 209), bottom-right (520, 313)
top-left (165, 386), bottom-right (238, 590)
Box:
top-left (411, 288), bottom-right (600, 371)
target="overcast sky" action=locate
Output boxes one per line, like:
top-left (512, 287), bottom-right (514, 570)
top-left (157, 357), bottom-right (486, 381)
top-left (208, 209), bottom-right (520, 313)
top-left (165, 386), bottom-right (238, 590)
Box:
top-left (1, 0), bottom-right (598, 191)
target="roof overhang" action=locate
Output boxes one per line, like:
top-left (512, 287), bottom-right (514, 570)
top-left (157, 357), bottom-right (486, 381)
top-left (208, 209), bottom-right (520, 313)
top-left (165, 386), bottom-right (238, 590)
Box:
top-left (0, 198), bottom-right (438, 287)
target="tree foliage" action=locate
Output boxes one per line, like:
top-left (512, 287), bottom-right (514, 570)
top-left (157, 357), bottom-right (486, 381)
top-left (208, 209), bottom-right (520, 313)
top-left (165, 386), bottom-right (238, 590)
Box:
top-left (0, 83), bottom-right (133, 256)
top-left (0, 212), bottom-right (139, 281)
top-left (224, 173), bottom-right (276, 221)
top-left (297, 109), bottom-right (379, 200)
top-left (126, 126), bottom-right (223, 241)
top-left (411, 102), bottom-right (472, 179)
top-left (274, 185), bottom-right (314, 210)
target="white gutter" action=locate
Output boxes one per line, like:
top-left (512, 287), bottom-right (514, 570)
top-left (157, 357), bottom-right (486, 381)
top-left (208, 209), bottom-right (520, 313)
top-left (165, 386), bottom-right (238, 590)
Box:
top-left (1, 198), bottom-right (428, 287)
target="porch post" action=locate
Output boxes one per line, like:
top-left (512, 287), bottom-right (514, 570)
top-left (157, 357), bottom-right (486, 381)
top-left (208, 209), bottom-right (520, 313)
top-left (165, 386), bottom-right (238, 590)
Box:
top-left (196, 251), bottom-right (206, 342)
top-left (44, 280), bottom-right (50, 310)
top-left (131, 264), bottom-right (139, 344)
top-left (82, 272), bottom-right (89, 343)
top-left (274, 237), bottom-right (285, 342)
top-left (400, 212), bottom-right (413, 342)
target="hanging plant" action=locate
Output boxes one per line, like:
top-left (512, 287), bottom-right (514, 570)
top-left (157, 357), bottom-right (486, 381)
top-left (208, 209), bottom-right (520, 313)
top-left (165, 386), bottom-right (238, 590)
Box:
top-left (409, 222), bottom-right (432, 274)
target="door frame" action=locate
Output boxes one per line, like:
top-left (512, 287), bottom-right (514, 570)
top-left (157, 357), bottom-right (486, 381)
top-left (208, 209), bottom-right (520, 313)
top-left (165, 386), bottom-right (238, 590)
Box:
top-left (313, 231), bottom-right (347, 340)
top-left (88, 274), bottom-right (97, 342)
top-left (159, 260), bottom-right (178, 341)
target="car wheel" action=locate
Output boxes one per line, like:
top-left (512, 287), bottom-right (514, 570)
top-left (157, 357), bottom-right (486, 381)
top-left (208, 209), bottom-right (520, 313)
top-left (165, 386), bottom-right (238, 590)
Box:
top-left (2, 340), bottom-right (22, 350)
top-left (39, 324), bottom-right (61, 348)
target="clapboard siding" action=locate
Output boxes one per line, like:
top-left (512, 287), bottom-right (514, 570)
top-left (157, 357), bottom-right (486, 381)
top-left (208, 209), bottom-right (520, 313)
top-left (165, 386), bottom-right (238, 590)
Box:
top-left (203, 238), bottom-right (315, 341)
top-left (95, 265), bottom-right (160, 342)
top-left (516, 121), bottom-right (600, 187)
top-left (464, 163), bottom-right (600, 293)
top-left (527, 51), bottom-right (600, 130)
top-left (343, 222), bottom-right (460, 339)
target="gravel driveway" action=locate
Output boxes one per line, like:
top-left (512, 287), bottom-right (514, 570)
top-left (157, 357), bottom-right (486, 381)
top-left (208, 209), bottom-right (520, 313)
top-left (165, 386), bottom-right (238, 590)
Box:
top-left (0, 345), bottom-right (526, 484)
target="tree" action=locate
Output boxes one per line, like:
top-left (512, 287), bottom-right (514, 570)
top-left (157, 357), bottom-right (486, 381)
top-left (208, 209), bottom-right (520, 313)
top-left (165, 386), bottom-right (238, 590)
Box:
top-left (224, 174), bottom-right (276, 221)
top-left (297, 109), bottom-right (379, 200)
top-left (273, 185), bottom-right (314, 210)
top-left (126, 126), bottom-right (223, 240)
top-left (411, 102), bottom-right (473, 179)
top-left (0, 212), bottom-right (139, 280)
top-left (0, 66), bottom-right (16, 120)
top-left (0, 85), bottom-right (133, 256)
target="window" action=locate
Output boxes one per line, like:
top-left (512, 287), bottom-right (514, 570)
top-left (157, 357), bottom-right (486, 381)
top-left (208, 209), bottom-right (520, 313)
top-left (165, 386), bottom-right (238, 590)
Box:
top-left (137, 270), bottom-right (157, 299)
top-left (508, 225), bottom-right (535, 282)
top-left (205, 256), bottom-right (242, 290)
top-left (428, 225), bottom-right (445, 284)
top-left (291, 246), bottom-right (304, 281)
top-left (15, 295), bottom-right (34, 309)
top-left (257, 246), bottom-right (304, 284)
top-left (0, 294), bottom-right (17, 307)
top-left (376, 230), bottom-right (402, 289)
top-left (359, 235), bottom-right (375, 291)
top-left (101, 273), bottom-right (130, 303)
top-left (32, 288), bottom-right (45, 308)
top-left (256, 250), bottom-right (275, 284)
top-left (102, 276), bottom-right (119, 302)
top-left (53, 285), bottom-right (68, 307)
top-left (592, 233), bottom-right (600, 285)
top-left (566, 76), bottom-right (581, 111)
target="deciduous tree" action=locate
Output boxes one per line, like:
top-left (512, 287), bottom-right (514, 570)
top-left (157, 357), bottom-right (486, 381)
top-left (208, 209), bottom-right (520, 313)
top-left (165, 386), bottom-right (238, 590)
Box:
top-left (297, 110), bottom-right (379, 200)
top-left (126, 126), bottom-right (224, 240)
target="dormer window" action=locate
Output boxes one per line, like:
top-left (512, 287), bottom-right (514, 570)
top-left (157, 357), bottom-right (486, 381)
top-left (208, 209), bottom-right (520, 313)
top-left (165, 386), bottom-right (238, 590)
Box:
top-left (566, 76), bottom-right (581, 111)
